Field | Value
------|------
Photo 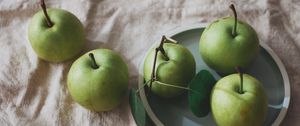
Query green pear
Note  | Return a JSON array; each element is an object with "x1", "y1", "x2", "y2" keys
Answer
[
  {"x1": 211, "y1": 72, "x2": 268, "y2": 126},
  {"x1": 67, "y1": 49, "x2": 129, "y2": 112},
  {"x1": 199, "y1": 5, "x2": 259, "y2": 73},
  {"x1": 28, "y1": 0, "x2": 85, "y2": 62},
  {"x1": 144, "y1": 37, "x2": 196, "y2": 98}
]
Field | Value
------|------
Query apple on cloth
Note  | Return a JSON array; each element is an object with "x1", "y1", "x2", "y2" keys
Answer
[
  {"x1": 199, "y1": 4, "x2": 260, "y2": 73},
  {"x1": 67, "y1": 49, "x2": 129, "y2": 112},
  {"x1": 28, "y1": 0, "x2": 85, "y2": 62},
  {"x1": 143, "y1": 35, "x2": 196, "y2": 98}
]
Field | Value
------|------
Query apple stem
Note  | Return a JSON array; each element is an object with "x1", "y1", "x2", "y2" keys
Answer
[
  {"x1": 157, "y1": 36, "x2": 170, "y2": 61},
  {"x1": 89, "y1": 53, "x2": 99, "y2": 69},
  {"x1": 136, "y1": 79, "x2": 201, "y2": 95},
  {"x1": 235, "y1": 67, "x2": 244, "y2": 94},
  {"x1": 155, "y1": 81, "x2": 200, "y2": 94},
  {"x1": 135, "y1": 80, "x2": 151, "y2": 94},
  {"x1": 229, "y1": 4, "x2": 237, "y2": 36},
  {"x1": 148, "y1": 35, "x2": 170, "y2": 94},
  {"x1": 40, "y1": 0, "x2": 53, "y2": 27}
]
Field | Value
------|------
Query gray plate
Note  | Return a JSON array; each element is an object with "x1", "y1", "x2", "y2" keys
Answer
[{"x1": 138, "y1": 23, "x2": 290, "y2": 126}]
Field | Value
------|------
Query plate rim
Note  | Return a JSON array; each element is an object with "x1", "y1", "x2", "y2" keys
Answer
[{"x1": 137, "y1": 23, "x2": 291, "y2": 126}]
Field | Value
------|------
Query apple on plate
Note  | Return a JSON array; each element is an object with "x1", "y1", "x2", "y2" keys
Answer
[
  {"x1": 28, "y1": 0, "x2": 85, "y2": 62},
  {"x1": 199, "y1": 4, "x2": 260, "y2": 73},
  {"x1": 67, "y1": 49, "x2": 129, "y2": 112},
  {"x1": 143, "y1": 36, "x2": 196, "y2": 98},
  {"x1": 211, "y1": 68, "x2": 268, "y2": 126}
]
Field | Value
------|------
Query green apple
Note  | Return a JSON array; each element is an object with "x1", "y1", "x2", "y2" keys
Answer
[
  {"x1": 143, "y1": 36, "x2": 196, "y2": 98},
  {"x1": 211, "y1": 73, "x2": 268, "y2": 126},
  {"x1": 28, "y1": 0, "x2": 85, "y2": 62},
  {"x1": 199, "y1": 5, "x2": 259, "y2": 73},
  {"x1": 67, "y1": 49, "x2": 129, "y2": 112}
]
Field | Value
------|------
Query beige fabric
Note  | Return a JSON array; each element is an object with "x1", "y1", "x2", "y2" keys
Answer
[{"x1": 0, "y1": 0, "x2": 299, "y2": 125}]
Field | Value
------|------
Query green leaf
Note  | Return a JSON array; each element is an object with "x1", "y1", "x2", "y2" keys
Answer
[
  {"x1": 188, "y1": 70, "x2": 216, "y2": 117},
  {"x1": 129, "y1": 88, "x2": 146, "y2": 126}
]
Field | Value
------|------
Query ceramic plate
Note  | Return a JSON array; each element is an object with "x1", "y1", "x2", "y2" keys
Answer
[{"x1": 137, "y1": 23, "x2": 290, "y2": 126}]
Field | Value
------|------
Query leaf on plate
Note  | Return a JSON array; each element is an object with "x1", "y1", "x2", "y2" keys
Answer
[
  {"x1": 188, "y1": 70, "x2": 216, "y2": 117},
  {"x1": 129, "y1": 88, "x2": 146, "y2": 126}
]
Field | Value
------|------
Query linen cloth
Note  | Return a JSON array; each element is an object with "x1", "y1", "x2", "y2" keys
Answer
[{"x1": 0, "y1": 0, "x2": 299, "y2": 125}]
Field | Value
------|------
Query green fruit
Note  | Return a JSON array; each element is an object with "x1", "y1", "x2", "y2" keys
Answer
[
  {"x1": 144, "y1": 42, "x2": 196, "y2": 98},
  {"x1": 199, "y1": 5, "x2": 259, "y2": 73},
  {"x1": 28, "y1": 7, "x2": 85, "y2": 62},
  {"x1": 67, "y1": 49, "x2": 128, "y2": 112},
  {"x1": 211, "y1": 73, "x2": 268, "y2": 126}
]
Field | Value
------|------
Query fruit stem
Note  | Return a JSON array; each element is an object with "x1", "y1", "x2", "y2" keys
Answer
[
  {"x1": 229, "y1": 4, "x2": 237, "y2": 37},
  {"x1": 135, "y1": 80, "x2": 151, "y2": 94},
  {"x1": 40, "y1": 0, "x2": 53, "y2": 27},
  {"x1": 89, "y1": 53, "x2": 99, "y2": 69},
  {"x1": 235, "y1": 67, "x2": 244, "y2": 94},
  {"x1": 157, "y1": 36, "x2": 170, "y2": 61},
  {"x1": 155, "y1": 81, "x2": 199, "y2": 94},
  {"x1": 148, "y1": 35, "x2": 170, "y2": 94}
]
